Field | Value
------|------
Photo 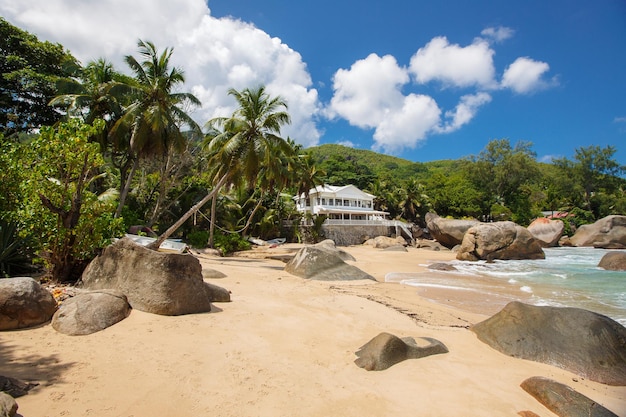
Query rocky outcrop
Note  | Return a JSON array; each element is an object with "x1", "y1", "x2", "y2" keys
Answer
[
  {"x1": 284, "y1": 246, "x2": 374, "y2": 281},
  {"x1": 0, "y1": 392, "x2": 17, "y2": 417},
  {"x1": 364, "y1": 236, "x2": 406, "y2": 249},
  {"x1": 425, "y1": 212, "x2": 479, "y2": 249},
  {"x1": 456, "y1": 221, "x2": 545, "y2": 261},
  {"x1": 527, "y1": 217, "x2": 564, "y2": 247},
  {"x1": 598, "y1": 251, "x2": 626, "y2": 271},
  {"x1": 81, "y1": 238, "x2": 225, "y2": 316},
  {"x1": 354, "y1": 332, "x2": 448, "y2": 371},
  {"x1": 472, "y1": 302, "x2": 626, "y2": 385},
  {"x1": 521, "y1": 377, "x2": 619, "y2": 417},
  {"x1": 314, "y1": 239, "x2": 356, "y2": 262},
  {"x1": 0, "y1": 277, "x2": 57, "y2": 330},
  {"x1": 569, "y1": 215, "x2": 626, "y2": 249},
  {"x1": 51, "y1": 289, "x2": 131, "y2": 335}
]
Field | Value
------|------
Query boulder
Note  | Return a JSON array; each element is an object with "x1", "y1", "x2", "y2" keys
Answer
[
  {"x1": 204, "y1": 282, "x2": 231, "y2": 302},
  {"x1": 425, "y1": 212, "x2": 479, "y2": 249},
  {"x1": 354, "y1": 332, "x2": 448, "y2": 371},
  {"x1": 527, "y1": 217, "x2": 564, "y2": 247},
  {"x1": 383, "y1": 245, "x2": 408, "y2": 252},
  {"x1": 415, "y1": 239, "x2": 447, "y2": 251},
  {"x1": 569, "y1": 215, "x2": 626, "y2": 249},
  {"x1": 598, "y1": 251, "x2": 626, "y2": 271},
  {"x1": 364, "y1": 236, "x2": 406, "y2": 249},
  {"x1": 521, "y1": 376, "x2": 619, "y2": 417},
  {"x1": 456, "y1": 221, "x2": 545, "y2": 261},
  {"x1": 81, "y1": 238, "x2": 217, "y2": 316},
  {"x1": 284, "y1": 246, "x2": 374, "y2": 281},
  {"x1": 51, "y1": 289, "x2": 131, "y2": 335},
  {"x1": 0, "y1": 392, "x2": 17, "y2": 417},
  {"x1": 427, "y1": 263, "x2": 457, "y2": 272},
  {"x1": 0, "y1": 375, "x2": 37, "y2": 398},
  {"x1": 471, "y1": 301, "x2": 626, "y2": 385},
  {"x1": 0, "y1": 277, "x2": 57, "y2": 330},
  {"x1": 202, "y1": 268, "x2": 227, "y2": 279},
  {"x1": 314, "y1": 239, "x2": 356, "y2": 261}
]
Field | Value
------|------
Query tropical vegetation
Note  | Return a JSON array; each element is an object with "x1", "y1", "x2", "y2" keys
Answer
[{"x1": 1, "y1": 18, "x2": 624, "y2": 282}]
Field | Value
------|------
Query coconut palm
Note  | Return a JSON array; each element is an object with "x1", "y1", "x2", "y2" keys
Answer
[
  {"x1": 111, "y1": 40, "x2": 201, "y2": 218},
  {"x1": 148, "y1": 86, "x2": 294, "y2": 249}
]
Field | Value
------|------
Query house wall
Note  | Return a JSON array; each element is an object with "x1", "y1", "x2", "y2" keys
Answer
[{"x1": 321, "y1": 224, "x2": 393, "y2": 246}]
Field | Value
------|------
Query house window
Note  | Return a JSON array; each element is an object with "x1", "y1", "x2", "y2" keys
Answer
[
  {"x1": 329, "y1": 199, "x2": 333, "y2": 206},
  {"x1": 322, "y1": 198, "x2": 326, "y2": 205},
  {"x1": 335, "y1": 199, "x2": 341, "y2": 205},
  {"x1": 317, "y1": 198, "x2": 320, "y2": 205}
]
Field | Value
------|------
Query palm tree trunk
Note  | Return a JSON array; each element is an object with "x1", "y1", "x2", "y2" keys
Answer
[
  {"x1": 147, "y1": 174, "x2": 229, "y2": 250},
  {"x1": 115, "y1": 157, "x2": 139, "y2": 219},
  {"x1": 208, "y1": 192, "x2": 217, "y2": 248}
]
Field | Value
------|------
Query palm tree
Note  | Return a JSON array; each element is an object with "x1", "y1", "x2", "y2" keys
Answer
[
  {"x1": 399, "y1": 178, "x2": 431, "y2": 224},
  {"x1": 148, "y1": 86, "x2": 293, "y2": 250},
  {"x1": 110, "y1": 40, "x2": 201, "y2": 218}
]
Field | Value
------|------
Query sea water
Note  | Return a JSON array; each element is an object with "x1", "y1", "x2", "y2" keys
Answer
[{"x1": 385, "y1": 247, "x2": 626, "y2": 326}]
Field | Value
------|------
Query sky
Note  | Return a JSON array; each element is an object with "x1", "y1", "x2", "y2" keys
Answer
[{"x1": 2, "y1": 0, "x2": 625, "y2": 164}]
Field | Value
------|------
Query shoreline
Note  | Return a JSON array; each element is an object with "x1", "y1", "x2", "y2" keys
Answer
[{"x1": 3, "y1": 244, "x2": 626, "y2": 416}]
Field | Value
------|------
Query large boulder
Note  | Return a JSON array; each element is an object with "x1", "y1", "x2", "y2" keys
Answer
[
  {"x1": 521, "y1": 377, "x2": 619, "y2": 417},
  {"x1": 456, "y1": 221, "x2": 545, "y2": 261},
  {"x1": 364, "y1": 236, "x2": 406, "y2": 249},
  {"x1": 313, "y1": 239, "x2": 356, "y2": 261},
  {"x1": 569, "y1": 215, "x2": 626, "y2": 249},
  {"x1": 425, "y1": 212, "x2": 479, "y2": 249},
  {"x1": 354, "y1": 332, "x2": 448, "y2": 371},
  {"x1": 284, "y1": 246, "x2": 374, "y2": 281},
  {"x1": 471, "y1": 302, "x2": 626, "y2": 385},
  {"x1": 0, "y1": 392, "x2": 17, "y2": 417},
  {"x1": 598, "y1": 251, "x2": 626, "y2": 271},
  {"x1": 51, "y1": 289, "x2": 131, "y2": 335},
  {"x1": 0, "y1": 277, "x2": 57, "y2": 330},
  {"x1": 81, "y1": 238, "x2": 221, "y2": 315},
  {"x1": 527, "y1": 217, "x2": 564, "y2": 247}
]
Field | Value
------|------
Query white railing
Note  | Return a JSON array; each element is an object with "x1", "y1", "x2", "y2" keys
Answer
[{"x1": 323, "y1": 219, "x2": 387, "y2": 226}]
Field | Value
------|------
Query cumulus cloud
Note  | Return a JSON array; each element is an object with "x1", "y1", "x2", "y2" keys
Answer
[
  {"x1": 409, "y1": 36, "x2": 497, "y2": 88},
  {"x1": 437, "y1": 93, "x2": 492, "y2": 133},
  {"x1": 0, "y1": 0, "x2": 323, "y2": 147},
  {"x1": 481, "y1": 26, "x2": 515, "y2": 43},
  {"x1": 501, "y1": 57, "x2": 554, "y2": 94}
]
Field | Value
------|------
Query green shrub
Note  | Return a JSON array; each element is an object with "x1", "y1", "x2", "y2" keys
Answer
[
  {"x1": 0, "y1": 220, "x2": 34, "y2": 277},
  {"x1": 187, "y1": 230, "x2": 210, "y2": 249},
  {"x1": 213, "y1": 231, "x2": 251, "y2": 254}
]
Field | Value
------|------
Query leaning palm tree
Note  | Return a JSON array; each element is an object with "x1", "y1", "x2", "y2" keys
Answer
[
  {"x1": 110, "y1": 40, "x2": 201, "y2": 218},
  {"x1": 148, "y1": 86, "x2": 294, "y2": 250}
]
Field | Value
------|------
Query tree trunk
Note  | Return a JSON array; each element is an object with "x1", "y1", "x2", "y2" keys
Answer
[
  {"x1": 115, "y1": 157, "x2": 139, "y2": 219},
  {"x1": 147, "y1": 174, "x2": 229, "y2": 250},
  {"x1": 208, "y1": 192, "x2": 217, "y2": 248}
]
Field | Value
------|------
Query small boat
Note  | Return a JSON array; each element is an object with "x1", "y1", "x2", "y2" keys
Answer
[{"x1": 124, "y1": 234, "x2": 188, "y2": 253}]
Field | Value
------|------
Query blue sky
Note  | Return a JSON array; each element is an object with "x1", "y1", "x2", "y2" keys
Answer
[{"x1": 2, "y1": 0, "x2": 625, "y2": 164}]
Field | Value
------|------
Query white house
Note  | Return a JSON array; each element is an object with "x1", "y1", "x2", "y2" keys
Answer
[{"x1": 294, "y1": 184, "x2": 389, "y2": 223}]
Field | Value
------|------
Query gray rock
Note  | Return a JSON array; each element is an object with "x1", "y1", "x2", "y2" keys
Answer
[
  {"x1": 427, "y1": 263, "x2": 457, "y2": 271},
  {"x1": 314, "y1": 239, "x2": 356, "y2": 261},
  {"x1": 521, "y1": 376, "x2": 619, "y2": 417},
  {"x1": 383, "y1": 245, "x2": 408, "y2": 252},
  {"x1": 364, "y1": 236, "x2": 407, "y2": 249},
  {"x1": 204, "y1": 282, "x2": 231, "y2": 302},
  {"x1": 51, "y1": 289, "x2": 131, "y2": 335},
  {"x1": 527, "y1": 217, "x2": 564, "y2": 247},
  {"x1": 354, "y1": 332, "x2": 448, "y2": 371},
  {"x1": 202, "y1": 268, "x2": 227, "y2": 279},
  {"x1": 472, "y1": 301, "x2": 626, "y2": 385},
  {"x1": 0, "y1": 277, "x2": 57, "y2": 330},
  {"x1": 0, "y1": 375, "x2": 37, "y2": 398},
  {"x1": 284, "y1": 246, "x2": 374, "y2": 281},
  {"x1": 456, "y1": 221, "x2": 545, "y2": 261},
  {"x1": 569, "y1": 215, "x2": 626, "y2": 249},
  {"x1": 425, "y1": 212, "x2": 479, "y2": 249},
  {"x1": 81, "y1": 238, "x2": 215, "y2": 316},
  {"x1": 598, "y1": 251, "x2": 626, "y2": 271},
  {"x1": 0, "y1": 392, "x2": 17, "y2": 417}
]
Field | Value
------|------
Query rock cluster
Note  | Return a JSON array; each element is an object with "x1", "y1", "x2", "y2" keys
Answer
[
  {"x1": 456, "y1": 221, "x2": 545, "y2": 261},
  {"x1": 425, "y1": 212, "x2": 479, "y2": 249},
  {"x1": 568, "y1": 215, "x2": 626, "y2": 248}
]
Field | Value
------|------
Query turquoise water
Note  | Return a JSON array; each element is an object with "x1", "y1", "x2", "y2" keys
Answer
[{"x1": 385, "y1": 247, "x2": 626, "y2": 326}]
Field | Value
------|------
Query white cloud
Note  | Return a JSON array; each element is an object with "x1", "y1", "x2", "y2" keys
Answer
[
  {"x1": 409, "y1": 36, "x2": 497, "y2": 89},
  {"x1": 328, "y1": 54, "x2": 409, "y2": 128},
  {"x1": 0, "y1": 0, "x2": 323, "y2": 147},
  {"x1": 372, "y1": 94, "x2": 441, "y2": 154},
  {"x1": 438, "y1": 92, "x2": 492, "y2": 133},
  {"x1": 501, "y1": 57, "x2": 554, "y2": 94},
  {"x1": 481, "y1": 26, "x2": 515, "y2": 43}
]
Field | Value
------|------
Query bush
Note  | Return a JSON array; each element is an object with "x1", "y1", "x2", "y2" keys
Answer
[
  {"x1": 187, "y1": 230, "x2": 210, "y2": 249},
  {"x1": 0, "y1": 220, "x2": 34, "y2": 277},
  {"x1": 213, "y1": 231, "x2": 251, "y2": 254}
]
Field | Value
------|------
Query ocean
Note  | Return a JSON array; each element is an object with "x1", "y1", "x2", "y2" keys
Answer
[{"x1": 385, "y1": 247, "x2": 626, "y2": 326}]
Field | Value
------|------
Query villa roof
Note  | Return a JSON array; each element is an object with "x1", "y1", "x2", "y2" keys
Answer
[{"x1": 300, "y1": 184, "x2": 375, "y2": 199}]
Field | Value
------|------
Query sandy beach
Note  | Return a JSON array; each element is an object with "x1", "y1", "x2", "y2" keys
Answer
[{"x1": 3, "y1": 244, "x2": 626, "y2": 416}]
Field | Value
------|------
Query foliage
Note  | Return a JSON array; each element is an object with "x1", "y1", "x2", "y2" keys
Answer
[
  {"x1": 187, "y1": 230, "x2": 210, "y2": 249},
  {"x1": 0, "y1": 219, "x2": 33, "y2": 277},
  {"x1": 15, "y1": 119, "x2": 125, "y2": 281},
  {"x1": 212, "y1": 231, "x2": 251, "y2": 254},
  {"x1": 0, "y1": 17, "x2": 79, "y2": 136}
]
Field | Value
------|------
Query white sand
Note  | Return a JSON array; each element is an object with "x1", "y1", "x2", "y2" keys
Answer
[{"x1": 3, "y1": 244, "x2": 625, "y2": 416}]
